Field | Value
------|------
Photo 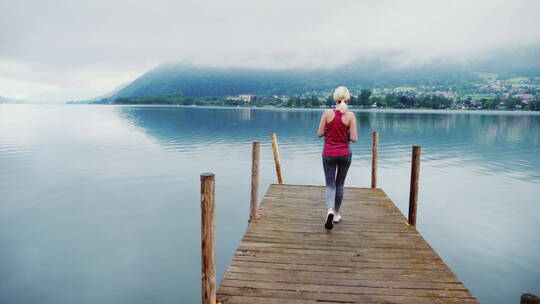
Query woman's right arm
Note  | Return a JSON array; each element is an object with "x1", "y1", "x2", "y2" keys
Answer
[{"x1": 317, "y1": 110, "x2": 327, "y2": 137}]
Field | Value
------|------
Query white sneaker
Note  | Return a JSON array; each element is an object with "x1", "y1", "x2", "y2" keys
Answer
[{"x1": 333, "y1": 214, "x2": 342, "y2": 223}]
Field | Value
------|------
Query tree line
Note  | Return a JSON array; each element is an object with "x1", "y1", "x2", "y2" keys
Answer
[{"x1": 109, "y1": 90, "x2": 540, "y2": 111}]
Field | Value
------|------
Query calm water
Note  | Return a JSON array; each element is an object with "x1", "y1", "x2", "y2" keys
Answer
[{"x1": 1, "y1": 104, "x2": 539, "y2": 303}]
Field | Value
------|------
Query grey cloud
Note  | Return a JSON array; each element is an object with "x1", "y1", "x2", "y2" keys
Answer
[{"x1": 1, "y1": 0, "x2": 539, "y2": 101}]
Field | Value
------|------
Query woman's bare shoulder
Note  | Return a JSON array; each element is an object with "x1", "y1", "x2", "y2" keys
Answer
[{"x1": 322, "y1": 109, "x2": 333, "y2": 116}]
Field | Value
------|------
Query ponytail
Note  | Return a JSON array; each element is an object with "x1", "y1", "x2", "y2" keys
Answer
[
  {"x1": 333, "y1": 86, "x2": 350, "y2": 113},
  {"x1": 336, "y1": 100, "x2": 348, "y2": 113}
]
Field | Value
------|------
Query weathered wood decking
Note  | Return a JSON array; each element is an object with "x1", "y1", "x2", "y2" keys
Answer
[{"x1": 217, "y1": 184, "x2": 478, "y2": 304}]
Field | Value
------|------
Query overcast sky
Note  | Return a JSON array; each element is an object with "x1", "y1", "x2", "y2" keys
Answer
[{"x1": 1, "y1": 0, "x2": 539, "y2": 102}]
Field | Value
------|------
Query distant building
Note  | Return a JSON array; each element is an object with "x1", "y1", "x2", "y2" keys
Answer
[
  {"x1": 239, "y1": 94, "x2": 256, "y2": 102},
  {"x1": 227, "y1": 94, "x2": 277, "y2": 103},
  {"x1": 226, "y1": 96, "x2": 243, "y2": 101},
  {"x1": 227, "y1": 94, "x2": 256, "y2": 102}
]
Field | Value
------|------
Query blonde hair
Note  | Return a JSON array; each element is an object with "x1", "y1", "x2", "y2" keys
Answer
[{"x1": 333, "y1": 86, "x2": 350, "y2": 113}]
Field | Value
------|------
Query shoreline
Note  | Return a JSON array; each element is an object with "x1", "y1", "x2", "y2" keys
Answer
[
  {"x1": 81, "y1": 104, "x2": 540, "y2": 115},
  {"x1": 5, "y1": 103, "x2": 540, "y2": 115}
]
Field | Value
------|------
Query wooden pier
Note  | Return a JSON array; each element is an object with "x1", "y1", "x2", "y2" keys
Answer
[
  {"x1": 215, "y1": 184, "x2": 478, "y2": 304},
  {"x1": 200, "y1": 133, "x2": 478, "y2": 304}
]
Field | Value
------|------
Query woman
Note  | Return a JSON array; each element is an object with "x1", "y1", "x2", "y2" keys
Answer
[{"x1": 317, "y1": 86, "x2": 358, "y2": 230}]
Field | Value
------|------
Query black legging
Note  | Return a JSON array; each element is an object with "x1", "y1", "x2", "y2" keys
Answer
[{"x1": 322, "y1": 154, "x2": 352, "y2": 211}]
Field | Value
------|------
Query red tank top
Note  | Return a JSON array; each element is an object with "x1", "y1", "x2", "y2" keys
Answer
[{"x1": 323, "y1": 109, "x2": 351, "y2": 156}]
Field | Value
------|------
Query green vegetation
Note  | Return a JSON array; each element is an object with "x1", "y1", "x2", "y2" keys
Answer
[
  {"x1": 112, "y1": 95, "x2": 287, "y2": 107},
  {"x1": 531, "y1": 99, "x2": 540, "y2": 111},
  {"x1": 357, "y1": 89, "x2": 372, "y2": 107},
  {"x1": 107, "y1": 93, "x2": 540, "y2": 111},
  {"x1": 368, "y1": 94, "x2": 453, "y2": 109},
  {"x1": 115, "y1": 96, "x2": 193, "y2": 105}
]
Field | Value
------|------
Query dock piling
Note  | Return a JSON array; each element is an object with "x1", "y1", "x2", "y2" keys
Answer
[
  {"x1": 249, "y1": 141, "x2": 260, "y2": 222},
  {"x1": 200, "y1": 173, "x2": 216, "y2": 304},
  {"x1": 371, "y1": 131, "x2": 378, "y2": 188},
  {"x1": 271, "y1": 133, "x2": 283, "y2": 184},
  {"x1": 408, "y1": 146, "x2": 421, "y2": 227}
]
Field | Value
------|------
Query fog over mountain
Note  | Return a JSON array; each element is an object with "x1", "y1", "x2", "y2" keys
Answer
[
  {"x1": 1, "y1": 0, "x2": 539, "y2": 102},
  {"x1": 101, "y1": 43, "x2": 539, "y2": 100}
]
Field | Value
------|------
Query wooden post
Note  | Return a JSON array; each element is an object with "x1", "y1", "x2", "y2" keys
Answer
[
  {"x1": 271, "y1": 133, "x2": 283, "y2": 184},
  {"x1": 521, "y1": 294, "x2": 540, "y2": 304},
  {"x1": 408, "y1": 146, "x2": 421, "y2": 227},
  {"x1": 249, "y1": 141, "x2": 260, "y2": 222},
  {"x1": 200, "y1": 173, "x2": 216, "y2": 304},
  {"x1": 371, "y1": 131, "x2": 378, "y2": 188}
]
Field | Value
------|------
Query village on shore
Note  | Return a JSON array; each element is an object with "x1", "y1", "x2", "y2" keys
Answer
[{"x1": 224, "y1": 75, "x2": 539, "y2": 110}]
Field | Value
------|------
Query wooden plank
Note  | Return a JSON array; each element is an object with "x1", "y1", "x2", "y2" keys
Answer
[
  {"x1": 229, "y1": 260, "x2": 456, "y2": 276},
  {"x1": 241, "y1": 235, "x2": 428, "y2": 247},
  {"x1": 231, "y1": 255, "x2": 448, "y2": 270},
  {"x1": 218, "y1": 287, "x2": 479, "y2": 304},
  {"x1": 216, "y1": 184, "x2": 478, "y2": 303},
  {"x1": 223, "y1": 272, "x2": 470, "y2": 291},
  {"x1": 225, "y1": 265, "x2": 461, "y2": 283},
  {"x1": 216, "y1": 295, "x2": 338, "y2": 304},
  {"x1": 236, "y1": 245, "x2": 442, "y2": 259},
  {"x1": 221, "y1": 279, "x2": 474, "y2": 298},
  {"x1": 246, "y1": 223, "x2": 420, "y2": 235},
  {"x1": 234, "y1": 249, "x2": 447, "y2": 265},
  {"x1": 239, "y1": 239, "x2": 432, "y2": 251}
]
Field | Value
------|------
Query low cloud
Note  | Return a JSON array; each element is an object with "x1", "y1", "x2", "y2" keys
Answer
[{"x1": 1, "y1": 0, "x2": 539, "y2": 102}]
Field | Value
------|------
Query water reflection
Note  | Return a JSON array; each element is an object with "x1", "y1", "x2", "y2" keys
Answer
[{"x1": 120, "y1": 107, "x2": 540, "y2": 182}]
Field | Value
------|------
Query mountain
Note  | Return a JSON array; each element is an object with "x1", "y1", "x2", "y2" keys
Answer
[
  {"x1": 111, "y1": 61, "x2": 476, "y2": 99},
  {"x1": 106, "y1": 45, "x2": 540, "y2": 100},
  {"x1": 113, "y1": 64, "x2": 323, "y2": 97}
]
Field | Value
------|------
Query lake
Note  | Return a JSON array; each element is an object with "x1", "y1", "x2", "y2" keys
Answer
[{"x1": 1, "y1": 104, "x2": 539, "y2": 303}]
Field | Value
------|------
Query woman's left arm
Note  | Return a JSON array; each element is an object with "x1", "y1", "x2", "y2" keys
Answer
[
  {"x1": 349, "y1": 113, "x2": 358, "y2": 142},
  {"x1": 317, "y1": 110, "x2": 327, "y2": 137}
]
